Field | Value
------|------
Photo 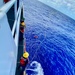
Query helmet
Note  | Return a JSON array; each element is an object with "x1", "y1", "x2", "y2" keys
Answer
[
  {"x1": 23, "y1": 52, "x2": 29, "y2": 58},
  {"x1": 21, "y1": 22, "x2": 25, "y2": 26}
]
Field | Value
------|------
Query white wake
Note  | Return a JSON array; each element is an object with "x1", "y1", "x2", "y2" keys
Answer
[{"x1": 26, "y1": 61, "x2": 44, "y2": 75}]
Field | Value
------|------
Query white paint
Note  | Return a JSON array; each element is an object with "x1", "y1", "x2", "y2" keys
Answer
[
  {"x1": 0, "y1": 0, "x2": 16, "y2": 19},
  {"x1": 0, "y1": 0, "x2": 22, "y2": 75},
  {"x1": 0, "y1": 0, "x2": 4, "y2": 8},
  {"x1": 0, "y1": 14, "x2": 16, "y2": 75}
]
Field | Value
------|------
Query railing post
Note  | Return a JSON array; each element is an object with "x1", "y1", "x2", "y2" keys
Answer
[
  {"x1": 0, "y1": 0, "x2": 16, "y2": 19},
  {"x1": 15, "y1": 6, "x2": 21, "y2": 48}
]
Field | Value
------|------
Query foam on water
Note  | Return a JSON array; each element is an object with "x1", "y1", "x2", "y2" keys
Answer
[{"x1": 26, "y1": 61, "x2": 44, "y2": 75}]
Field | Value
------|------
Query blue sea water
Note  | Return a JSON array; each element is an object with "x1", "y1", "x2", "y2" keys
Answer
[{"x1": 23, "y1": 0, "x2": 75, "y2": 75}]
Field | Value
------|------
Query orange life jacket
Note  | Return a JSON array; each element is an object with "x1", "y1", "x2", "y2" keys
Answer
[{"x1": 20, "y1": 57, "x2": 28, "y2": 66}]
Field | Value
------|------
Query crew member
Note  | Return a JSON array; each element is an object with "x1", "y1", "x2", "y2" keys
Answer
[{"x1": 19, "y1": 52, "x2": 29, "y2": 75}]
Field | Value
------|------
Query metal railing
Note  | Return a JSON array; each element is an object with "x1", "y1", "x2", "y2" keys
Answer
[
  {"x1": 0, "y1": 0, "x2": 16, "y2": 19},
  {"x1": 0, "y1": 1, "x2": 23, "y2": 75},
  {"x1": 0, "y1": 0, "x2": 22, "y2": 48},
  {"x1": 14, "y1": 6, "x2": 21, "y2": 48}
]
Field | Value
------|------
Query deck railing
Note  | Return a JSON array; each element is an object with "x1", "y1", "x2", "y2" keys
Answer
[
  {"x1": 0, "y1": 1, "x2": 23, "y2": 75},
  {"x1": 0, "y1": 0, "x2": 16, "y2": 19},
  {"x1": 0, "y1": 0, "x2": 22, "y2": 48},
  {"x1": 14, "y1": 6, "x2": 21, "y2": 48}
]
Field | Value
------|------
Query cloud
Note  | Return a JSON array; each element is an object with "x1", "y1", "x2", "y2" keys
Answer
[
  {"x1": 55, "y1": 0, "x2": 75, "y2": 13},
  {"x1": 39, "y1": 0, "x2": 75, "y2": 14},
  {"x1": 38, "y1": 0, "x2": 75, "y2": 20}
]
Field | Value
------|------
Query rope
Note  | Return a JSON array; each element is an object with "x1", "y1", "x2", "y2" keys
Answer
[
  {"x1": 30, "y1": 31, "x2": 46, "y2": 62},
  {"x1": 26, "y1": 30, "x2": 47, "y2": 69}
]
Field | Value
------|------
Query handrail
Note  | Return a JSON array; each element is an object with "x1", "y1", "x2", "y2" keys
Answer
[
  {"x1": 0, "y1": 0, "x2": 16, "y2": 19},
  {"x1": 12, "y1": 6, "x2": 20, "y2": 36},
  {"x1": 0, "y1": 1, "x2": 23, "y2": 75},
  {"x1": 15, "y1": 6, "x2": 21, "y2": 47},
  {"x1": 0, "y1": 0, "x2": 22, "y2": 47}
]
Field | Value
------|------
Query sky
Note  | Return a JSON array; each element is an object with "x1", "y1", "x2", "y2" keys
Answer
[{"x1": 38, "y1": 0, "x2": 75, "y2": 20}]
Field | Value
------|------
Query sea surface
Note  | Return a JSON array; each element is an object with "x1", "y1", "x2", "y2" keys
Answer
[{"x1": 23, "y1": 0, "x2": 75, "y2": 75}]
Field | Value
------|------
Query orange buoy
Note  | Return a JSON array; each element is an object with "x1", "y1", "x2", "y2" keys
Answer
[{"x1": 34, "y1": 35, "x2": 38, "y2": 39}]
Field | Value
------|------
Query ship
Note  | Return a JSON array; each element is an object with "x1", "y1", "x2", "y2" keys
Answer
[
  {"x1": 0, "y1": 0, "x2": 44, "y2": 75},
  {"x1": 0, "y1": 0, "x2": 26, "y2": 75}
]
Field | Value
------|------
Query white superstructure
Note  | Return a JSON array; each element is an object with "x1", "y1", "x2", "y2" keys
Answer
[{"x1": 0, "y1": 0, "x2": 22, "y2": 75}]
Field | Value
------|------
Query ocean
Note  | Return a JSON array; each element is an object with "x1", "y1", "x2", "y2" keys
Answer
[{"x1": 23, "y1": 0, "x2": 75, "y2": 75}]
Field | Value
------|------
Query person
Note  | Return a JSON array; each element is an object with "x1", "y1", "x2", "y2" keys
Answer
[{"x1": 19, "y1": 52, "x2": 29, "y2": 75}]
